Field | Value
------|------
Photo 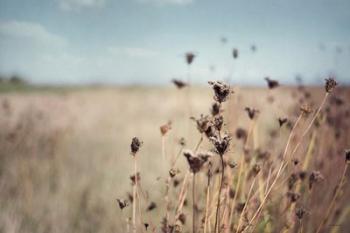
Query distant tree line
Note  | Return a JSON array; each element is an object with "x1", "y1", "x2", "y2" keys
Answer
[{"x1": 0, "y1": 74, "x2": 28, "y2": 85}]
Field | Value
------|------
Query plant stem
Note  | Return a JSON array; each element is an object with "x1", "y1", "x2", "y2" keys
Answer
[
  {"x1": 214, "y1": 156, "x2": 225, "y2": 233},
  {"x1": 192, "y1": 173, "x2": 196, "y2": 233}
]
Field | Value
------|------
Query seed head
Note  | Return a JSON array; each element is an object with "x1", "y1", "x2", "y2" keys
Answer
[
  {"x1": 213, "y1": 115, "x2": 224, "y2": 131},
  {"x1": 300, "y1": 104, "x2": 312, "y2": 116},
  {"x1": 278, "y1": 117, "x2": 288, "y2": 127},
  {"x1": 191, "y1": 115, "x2": 211, "y2": 134},
  {"x1": 116, "y1": 199, "x2": 129, "y2": 210},
  {"x1": 211, "y1": 102, "x2": 221, "y2": 116},
  {"x1": 346, "y1": 149, "x2": 350, "y2": 163},
  {"x1": 245, "y1": 107, "x2": 259, "y2": 120},
  {"x1": 160, "y1": 121, "x2": 172, "y2": 136},
  {"x1": 265, "y1": 77, "x2": 279, "y2": 89},
  {"x1": 185, "y1": 52, "x2": 195, "y2": 65},
  {"x1": 232, "y1": 48, "x2": 239, "y2": 59},
  {"x1": 325, "y1": 77, "x2": 337, "y2": 93},
  {"x1": 130, "y1": 172, "x2": 140, "y2": 185},
  {"x1": 147, "y1": 202, "x2": 157, "y2": 211},
  {"x1": 309, "y1": 171, "x2": 324, "y2": 189},
  {"x1": 172, "y1": 79, "x2": 187, "y2": 89},
  {"x1": 251, "y1": 164, "x2": 261, "y2": 176},
  {"x1": 210, "y1": 134, "x2": 231, "y2": 156},
  {"x1": 208, "y1": 81, "x2": 232, "y2": 103},
  {"x1": 287, "y1": 192, "x2": 300, "y2": 202},
  {"x1": 130, "y1": 137, "x2": 142, "y2": 155},
  {"x1": 235, "y1": 128, "x2": 247, "y2": 141},
  {"x1": 179, "y1": 137, "x2": 186, "y2": 146},
  {"x1": 295, "y1": 207, "x2": 306, "y2": 220},
  {"x1": 183, "y1": 150, "x2": 211, "y2": 173}
]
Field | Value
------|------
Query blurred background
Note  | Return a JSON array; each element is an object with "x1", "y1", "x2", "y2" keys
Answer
[{"x1": 0, "y1": 1, "x2": 349, "y2": 233}]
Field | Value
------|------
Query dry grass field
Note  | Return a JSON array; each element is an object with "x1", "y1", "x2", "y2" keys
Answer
[{"x1": 0, "y1": 83, "x2": 349, "y2": 233}]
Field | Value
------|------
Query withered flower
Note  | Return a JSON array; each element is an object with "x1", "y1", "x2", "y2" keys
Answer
[
  {"x1": 131, "y1": 137, "x2": 142, "y2": 155},
  {"x1": 300, "y1": 104, "x2": 312, "y2": 116},
  {"x1": 346, "y1": 149, "x2": 350, "y2": 163},
  {"x1": 160, "y1": 121, "x2": 172, "y2": 136},
  {"x1": 232, "y1": 48, "x2": 239, "y2": 59},
  {"x1": 116, "y1": 199, "x2": 129, "y2": 210},
  {"x1": 147, "y1": 202, "x2": 157, "y2": 211},
  {"x1": 287, "y1": 192, "x2": 300, "y2": 203},
  {"x1": 245, "y1": 107, "x2": 259, "y2": 120},
  {"x1": 265, "y1": 77, "x2": 279, "y2": 89},
  {"x1": 250, "y1": 164, "x2": 261, "y2": 177},
  {"x1": 309, "y1": 171, "x2": 324, "y2": 189},
  {"x1": 208, "y1": 81, "x2": 232, "y2": 103},
  {"x1": 211, "y1": 102, "x2": 221, "y2": 116},
  {"x1": 213, "y1": 115, "x2": 224, "y2": 131},
  {"x1": 130, "y1": 172, "x2": 141, "y2": 185},
  {"x1": 278, "y1": 117, "x2": 288, "y2": 127},
  {"x1": 178, "y1": 213, "x2": 186, "y2": 225},
  {"x1": 235, "y1": 128, "x2": 247, "y2": 141},
  {"x1": 325, "y1": 77, "x2": 337, "y2": 93},
  {"x1": 288, "y1": 173, "x2": 298, "y2": 190},
  {"x1": 210, "y1": 134, "x2": 231, "y2": 156},
  {"x1": 172, "y1": 79, "x2": 187, "y2": 89},
  {"x1": 179, "y1": 137, "x2": 186, "y2": 146},
  {"x1": 185, "y1": 52, "x2": 195, "y2": 65},
  {"x1": 191, "y1": 115, "x2": 211, "y2": 134},
  {"x1": 183, "y1": 150, "x2": 211, "y2": 173},
  {"x1": 295, "y1": 207, "x2": 306, "y2": 220}
]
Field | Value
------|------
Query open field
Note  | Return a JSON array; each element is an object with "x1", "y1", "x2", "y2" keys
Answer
[{"x1": 0, "y1": 84, "x2": 349, "y2": 233}]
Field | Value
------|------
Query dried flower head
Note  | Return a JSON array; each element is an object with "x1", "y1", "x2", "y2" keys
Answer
[
  {"x1": 185, "y1": 52, "x2": 195, "y2": 65},
  {"x1": 295, "y1": 207, "x2": 306, "y2": 220},
  {"x1": 172, "y1": 79, "x2": 187, "y2": 89},
  {"x1": 288, "y1": 173, "x2": 298, "y2": 190},
  {"x1": 178, "y1": 213, "x2": 186, "y2": 225},
  {"x1": 160, "y1": 121, "x2": 172, "y2": 136},
  {"x1": 144, "y1": 223, "x2": 149, "y2": 230},
  {"x1": 309, "y1": 171, "x2": 324, "y2": 189},
  {"x1": 278, "y1": 117, "x2": 288, "y2": 127},
  {"x1": 211, "y1": 102, "x2": 221, "y2": 116},
  {"x1": 251, "y1": 164, "x2": 261, "y2": 176},
  {"x1": 210, "y1": 134, "x2": 231, "y2": 156},
  {"x1": 245, "y1": 107, "x2": 259, "y2": 120},
  {"x1": 235, "y1": 128, "x2": 247, "y2": 141},
  {"x1": 208, "y1": 81, "x2": 232, "y2": 103},
  {"x1": 232, "y1": 48, "x2": 239, "y2": 59},
  {"x1": 300, "y1": 104, "x2": 312, "y2": 115},
  {"x1": 325, "y1": 77, "x2": 337, "y2": 93},
  {"x1": 346, "y1": 149, "x2": 350, "y2": 163},
  {"x1": 130, "y1": 137, "x2": 142, "y2": 155},
  {"x1": 191, "y1": 115, "x2": 211, "y2": 134},
  {"x1": 213, "y1": 115, "x2": 224, "y2": 131},
  {"x1": 183, "y1": 150, "x2": 211, "y2": 173},
  {"x1": 130, "y1": 172, "x2": 141, "y2": 185},
  {"x1": 287, "y1": 192, "x2": 300, "y2": 203},
  {"x1": 147, "y1": 202, "x2": 157, "y2": 211},
  {"x1": 265, "y1": 77, "x2": 279, "y2": 89},
  {"x1": 179, "y1": 137, "x2": 186, "y2": 146},
  {"x1": 116, "y1": 199, "x2": 129, "y2": 210}
]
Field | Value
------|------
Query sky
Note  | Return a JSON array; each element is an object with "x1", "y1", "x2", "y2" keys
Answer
[{"x1": 0, "y1": 0, "x2": 349, "y2": 85}]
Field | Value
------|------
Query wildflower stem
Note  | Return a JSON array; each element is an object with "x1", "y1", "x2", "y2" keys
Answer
[
  {"x1": 132, "y1": 156, "x2": 138, "y2": 233},
  {"x1": 192, "y1": 173, "x2": 196, "y2": 233},
  {"x1": 214, "y1": 156, "x2": 225, "y2": 233},
  {"x1": 315, "y1": 163, "x2": 348, "y2": 233}
]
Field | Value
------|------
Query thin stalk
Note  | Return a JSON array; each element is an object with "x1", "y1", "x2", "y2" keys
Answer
[
  {"x1": 203, "y1": 171, "x2": 212, "y2": 233},
  {"x1": 315, "y1": 163, "x2": 349, "y2": 233},
  {"x1": 192, "y1": 174, "x2": 196, "y2": 233},
  {"x1": 214, "y1": 156, "x2": 225, "y2": 233},
  {"x1": 132, "y1": 156, "x2": 138, "y2": 233}
]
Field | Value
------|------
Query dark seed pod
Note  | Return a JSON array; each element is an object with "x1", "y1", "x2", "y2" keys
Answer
[
  {"x1": 278, "y1": 118, "x2": 288, "y2": 127},
  {"x1": 185, "y1": 52, "x2": 195, "y2": 65},
  {"x1": 324, "y1": 77, "x2": 337, "y2": 93},
  {"x1": 265, "y1": 77, "x2": 279, "y2": 89},
  {"x1": 208, "y1": 81, "x2": 232, "y2": 103},
  {"x1": 287, "y1": 192, "x2": 300, "y2": 202},
  {"x1": 345, "y1": 149, "x2": 350, "y2": 163},
  {"x1": 308, "y1": 171, "x2": 324, "y2": 190},
  {"x1": 210, "y1": 134, "x2": 231, "y2": 156},
  {"x1": 236, "y1": 128, "x2": 247, "y2": 141},
  {"x1": 295, "y1": 207, "x2": 306, "y2": 220},
  {"x1": 172, "y1": 79, "x2": 187, "y2": 89},
  {"x1": 245, "y1": 107, "x2": 259, "y2": 120},
  {"x1": 183, "y1": 150, "x2": 211, "y2": 173},
  {"x1": 116, "y1": 199, "x2": 129, "y2": 210},
  {"x1": 211, "y1": 102, "x2": 221, "y2": 116},
  {"x1": 131, "y1": 137, "x2": 142, "y2": 155},
  {"x1": 147, "y1": 202, "x2": 157, "y2": 211}
]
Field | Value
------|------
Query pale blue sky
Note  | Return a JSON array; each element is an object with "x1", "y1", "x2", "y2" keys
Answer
[{"x1": 0, "y1": 0, "x2": 349, "y2": 85}]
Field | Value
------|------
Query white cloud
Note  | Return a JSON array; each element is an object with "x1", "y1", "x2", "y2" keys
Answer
[
  {"x1": 57, "y1": 0, "x2": 106, "y2": 11},
  {"x1": 0, "y1": 20, "x2": 67, "y2": 47},
  {"x1": 138, "y1": 0, "x2": 194, "y2": 6},
  {"x1": 107, "y1": 47, "x2": 159, "y2": 58}
]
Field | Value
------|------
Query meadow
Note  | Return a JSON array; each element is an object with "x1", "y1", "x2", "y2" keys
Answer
[{"x1": 0, "y1": 82, "x2": 349, "y2": 233}]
